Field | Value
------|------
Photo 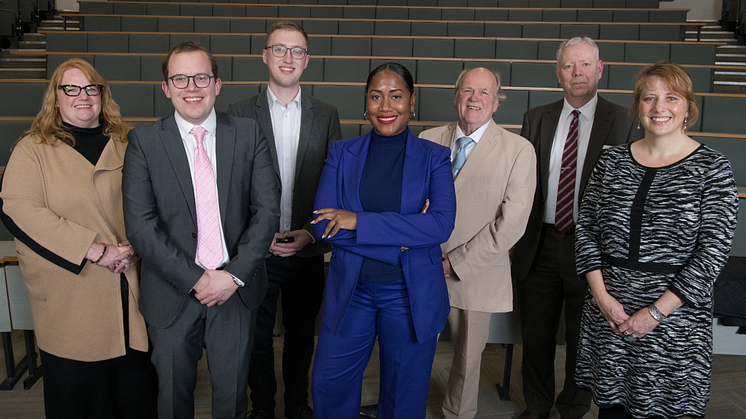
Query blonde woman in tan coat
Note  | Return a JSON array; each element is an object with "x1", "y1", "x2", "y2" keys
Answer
[{"x1": 0, "y1": 59, "x2": 157, "y2": 419}]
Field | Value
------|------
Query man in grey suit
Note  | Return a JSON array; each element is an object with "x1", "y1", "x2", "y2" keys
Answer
[
  {"x1": 512, "y1": 37, "x2": 642, "y2": 419},
  {"x1": 227, "y1": 21, "x2": 341, "y2": 419},
  {"x1": 122, "y1": 41, "x2": 279, "y2": 419}
]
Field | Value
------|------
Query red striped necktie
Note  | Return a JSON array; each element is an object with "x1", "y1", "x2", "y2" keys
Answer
[{"x1": 555, "y1": 109, "x2": 580, "y2": 234}]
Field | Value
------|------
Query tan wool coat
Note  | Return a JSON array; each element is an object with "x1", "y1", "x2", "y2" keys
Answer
[{"x1": 0, "y1": 134, "x2": 148, "y2": 362}]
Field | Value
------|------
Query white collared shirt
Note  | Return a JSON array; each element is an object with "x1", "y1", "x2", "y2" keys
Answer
[
  {"x1": 450, "y1": 120, "x2": 491, "y2": 163},
  {"x1": 267, "y1": 86, "x2": 302, "y2": 233},
  {"x1": 173, "y1": 109, "x2": 230, "y2": 269},
  {"x1": 544, "y1": 95, "x2": 598, "y2": 224}
]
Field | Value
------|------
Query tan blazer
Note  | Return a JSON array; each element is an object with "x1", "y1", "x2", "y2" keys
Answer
[
  {"x1": 420, "y1": 120, "x2": 536, "y2": 313},
  {"x1": 0, "y1": 135, "x2": 148, "y2": 362}
]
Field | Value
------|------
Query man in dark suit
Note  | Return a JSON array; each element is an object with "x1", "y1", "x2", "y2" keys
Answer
[
  {"x1": 227, "y1": 21, "x2": 341, "y2": 419},
  {"x1": 122, "y1": 41, "x2": 279, "y2": 419},
  {"x1": 512, "y1": 37, "x2": 642, "y2": 419}
]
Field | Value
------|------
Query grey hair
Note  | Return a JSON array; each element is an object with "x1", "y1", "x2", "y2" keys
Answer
[
  {"x1": 452, "y1": 67, "x2": 507, "y2": 109},
  {"x1": 556, "y1": 37, "x2": 600, "y2": 64}
]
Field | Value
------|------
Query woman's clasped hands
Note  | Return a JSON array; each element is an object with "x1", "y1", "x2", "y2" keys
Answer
[{"x1": 88, "y1": 240, "x2": 140, "y2": 274}]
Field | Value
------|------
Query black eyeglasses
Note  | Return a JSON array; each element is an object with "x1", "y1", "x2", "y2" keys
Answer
[
  {"x1": 58, "y1": 84, "x2": 103, "y2": 97},
  {"x1": 168, "y1": 74, "x2": 214, "y2": 89},
  {"x1": 264, "y1": 45, "x2": 308, "y2": 60}
]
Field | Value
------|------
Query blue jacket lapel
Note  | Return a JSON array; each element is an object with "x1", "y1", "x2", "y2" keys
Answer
[
  {"x1": 401, "y1": 131, "x2": 427, "y2": 214},
  {"x1": 342, "y1": 131, "x2": 370, "y2": 214}
]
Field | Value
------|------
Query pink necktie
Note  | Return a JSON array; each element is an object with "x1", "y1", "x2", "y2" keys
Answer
[
  {"x1": 191, "y1": 126, "x2": 223, "y2": 269},
  {"x1": 555, "y1": 110, "x2": 580, "y2": 234}
]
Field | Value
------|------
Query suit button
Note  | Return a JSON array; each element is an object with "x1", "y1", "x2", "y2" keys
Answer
[{"x1": 192, "y1": 232, "x2": 197, "y2": 238}]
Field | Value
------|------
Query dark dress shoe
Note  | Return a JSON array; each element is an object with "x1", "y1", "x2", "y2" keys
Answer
[
  {"x1": 248, "y1": 408, "x2": 275, "y2": 419},
  {"x1": 516, "y1": 409, "x2": 548, "y2": 419},
  {"x1": 285, "y1": 404, "x2": 313, "y2": 419},
  {"x1": 360, "y1": 403, "x2": 378, "y2": 419}
]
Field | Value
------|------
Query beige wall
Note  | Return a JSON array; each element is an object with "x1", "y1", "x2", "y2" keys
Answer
[{"x1": 660, "y1": 0, "x2": 721, "y2": 21}]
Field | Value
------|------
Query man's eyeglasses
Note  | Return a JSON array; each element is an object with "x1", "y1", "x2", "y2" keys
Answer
[
  {"x1": 168, "y1": 74, "x2": 214, "y2": 89},
  {"x1": 58, "y1": 84, "x2": 103, "y2": 97},
  {"x1": 264, "y1": 45, "x2": 308, "y2": 60}
]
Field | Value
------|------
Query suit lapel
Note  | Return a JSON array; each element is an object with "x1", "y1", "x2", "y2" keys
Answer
[
  {"x1": 295, "y1": 94, "x2": 314, "y2": 182},
  {"x1": 94, "y1": 138, "x2": 123, "y2": 173},
  {"x1": 454, "y1": 120, "x2": 500, "y2": 192},
  {"x1": 215, "y1": 112, "x2": 235, "y2": 221},
  {"x1": 159, "y1": 116, "x2": 197, "y2": 222},
  {"x1": 539, "y1": 101, "x2": 563, "y2": 201},
  {"x1": 582, "y1": 96, "x2": 613, "y2": 193},
  {"x1": 401, "y1": 131, "x2": 427, "y2": 213},
  {"x1": 255, "y1": 92, "x2": 281, "y2": 179},
  {"x1": 342, "y1": 131, "x2": 370, "y2": 213}
]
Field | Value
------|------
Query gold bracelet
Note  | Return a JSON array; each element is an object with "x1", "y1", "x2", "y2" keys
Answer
[{"x1": 93, "y1": 245, "x2": 107, "y2": 264}]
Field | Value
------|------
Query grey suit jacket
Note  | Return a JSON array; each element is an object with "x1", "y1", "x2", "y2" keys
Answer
[
  {"x1": 512, "y1": 95, "x2": 643, "y2": 282},
  {"x1": 228, "y1": 91, "x2": 341, "y2": 258},
  {"x1": 122, "y1": 112, "x2": 280, "y2": 328}
]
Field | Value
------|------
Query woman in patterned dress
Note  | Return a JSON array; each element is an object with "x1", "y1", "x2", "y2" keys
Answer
[{"x1": 574, "y1": 62, "x2": 739, "y2": 419}]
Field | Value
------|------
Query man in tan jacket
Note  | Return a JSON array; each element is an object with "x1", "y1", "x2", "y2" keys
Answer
[{"x1": 421, "y1": 67, "x2": 537, "y2": 419}]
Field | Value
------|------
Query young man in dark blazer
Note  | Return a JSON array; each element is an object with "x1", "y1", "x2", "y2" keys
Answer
[
  {"x1": 228, "y1": 21, "x2": 341, "y2": 419},
  {"x1": 122, "y1": 41, "x2": 279, "y2": 419},
  {"x1": 512, "y1": 37, "x2": 643, "y2": 419}
]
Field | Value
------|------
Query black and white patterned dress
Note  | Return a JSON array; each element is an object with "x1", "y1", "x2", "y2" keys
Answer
[{"x1": 575, "y1": 143, "x2": 739, "y2": 419}]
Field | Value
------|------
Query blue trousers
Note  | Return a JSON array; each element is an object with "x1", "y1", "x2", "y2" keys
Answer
[{"x1": 312, "y1": 278, "x2": 438, "y2": 419}]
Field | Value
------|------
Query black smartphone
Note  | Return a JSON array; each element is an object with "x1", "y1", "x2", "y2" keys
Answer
[{"x1": 276, "y1": 237, "x2": 295, "y2": 243}]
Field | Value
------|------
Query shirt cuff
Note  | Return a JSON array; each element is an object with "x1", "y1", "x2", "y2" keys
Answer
[
  {"x1": 224, "y1": 270, "x2": 245, "y2": 287},
  {"x1": 302, "y1": 228, "x2": 316, "y2": 244}
]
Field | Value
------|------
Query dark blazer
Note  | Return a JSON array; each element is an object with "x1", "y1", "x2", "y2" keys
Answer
[
  {"x1": 122, "y1": 112, "x2": 280, "y2": 328},
  {"x1": 313, "y1": 129, "x2": 457, "y2": 341},
  {"x1": 228, "y1": 91, "x2": 341, "y2": 258},
  {"x1": 512, "y1": 96, "x2": 642, "y2": 281}
]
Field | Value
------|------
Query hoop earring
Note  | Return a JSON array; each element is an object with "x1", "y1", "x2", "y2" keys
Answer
[
  {"x1": 683, "y1": 116, "x2": 689, "y2": 130},
  {"x1": 363, "y1": 111, "x2": 368, "y2": 120},
  {"x1": 410, "y1": 110, "x2": 416, "y2": 119}
]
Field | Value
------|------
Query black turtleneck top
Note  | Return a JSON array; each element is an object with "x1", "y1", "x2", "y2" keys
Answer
[
  {"x1": 358, "y1": 127, "x2": 408, "y2": 283},
  {"x1": 64, "y1": 122, "x2": 108, "y2": 165}
]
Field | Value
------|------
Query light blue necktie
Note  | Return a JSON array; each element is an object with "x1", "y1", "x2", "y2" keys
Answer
[{"x1": 452, "y1": 136, "x2": 473, "y2": 179}]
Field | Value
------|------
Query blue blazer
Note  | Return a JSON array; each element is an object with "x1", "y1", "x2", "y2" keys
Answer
[{"x1": 313, "y1": 129, "x2": 457, "y2": 342}]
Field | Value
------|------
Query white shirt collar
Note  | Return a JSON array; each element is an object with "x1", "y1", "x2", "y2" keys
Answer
[
  {"x1": 266, "y1": 85, "x2": 302, "y2": 108},
  {"x1": 173, "y1": 108, "x2": 217, "y2": 140},
  {"x1": 561, "y1": 94, "x2": 598, "y2": 122},
  {"x1": 455, "y1": 119, "x2": 491, "y2": 144}
]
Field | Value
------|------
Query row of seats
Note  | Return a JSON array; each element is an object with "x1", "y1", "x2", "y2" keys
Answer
[
  {"x1": 78, "y1": 2, "x2": 687, "y2": 23},
  {"x1": 3, "y1": 80, "x2": 744, "y2": 134},
  {"x1": 40, "y1": 52, "x2": 717, "y2": 93},
  {"x1": 45, "y1": 32, "x2": 720, "y2": 65},
  {"x1": 0, "y1": 114, "x2": 742, "y2": 185},
  {"x1": 98, "y1": 0, "x2": 662, "y2": 8},
  {"x1": 70, "y1": 14, "x2": 687, "y2": 41}
]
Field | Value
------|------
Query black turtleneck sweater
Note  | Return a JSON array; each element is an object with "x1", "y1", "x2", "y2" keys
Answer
[
  {"x1": 358, "y1": 127, "x2": 408, "y2": 283},
  {"x1": 64, "y1": 122, "x2": 108, "y2": 165}
]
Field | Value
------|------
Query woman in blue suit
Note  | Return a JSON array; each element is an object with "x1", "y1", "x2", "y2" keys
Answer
[{"x1": 311, "y1": 62, "x2": 457, "y2": 419}]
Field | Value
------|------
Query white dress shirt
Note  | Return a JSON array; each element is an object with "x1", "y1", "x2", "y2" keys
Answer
[
  {"x1": 173, "y1": 109, "x2": 230, "y2": 269},
  {"x1": 544, "y1": 95, "x2": 598, "y2": 224},
  {"x1": 450, "y1": 120, "x2": 491, "y2": 163},
  {"x1": 267, "y1": 86, "x2": 302, "y2": 233}
]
